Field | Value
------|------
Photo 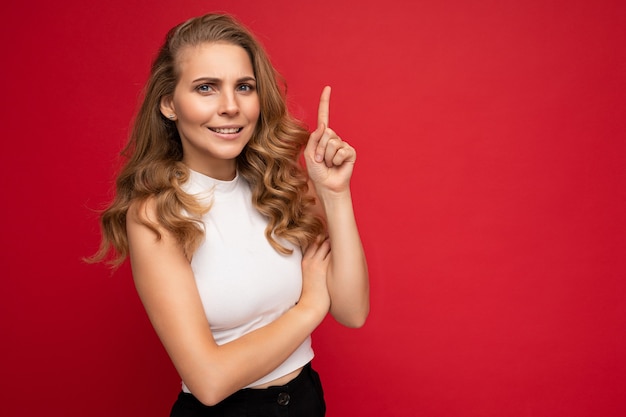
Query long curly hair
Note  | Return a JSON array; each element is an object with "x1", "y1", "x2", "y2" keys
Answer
[{"x1": 89, "y1": 13, "x2": 325, "y2": 268}]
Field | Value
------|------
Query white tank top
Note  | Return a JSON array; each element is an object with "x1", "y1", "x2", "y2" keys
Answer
[{"x1": 181, "y1": 169, "x2": 313, "y2": 391}]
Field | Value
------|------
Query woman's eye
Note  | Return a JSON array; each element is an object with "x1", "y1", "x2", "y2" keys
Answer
[
  {"x1": 196, "y1": 84, "x2": 214, "y2": 93},
  {"x1": 238, "y1": 83, "x2": 255, "y2": 92}
]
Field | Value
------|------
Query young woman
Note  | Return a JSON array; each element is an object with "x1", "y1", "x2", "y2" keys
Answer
[{"x1": 91, "y1": 13, "x2": 368, "y2": 416}]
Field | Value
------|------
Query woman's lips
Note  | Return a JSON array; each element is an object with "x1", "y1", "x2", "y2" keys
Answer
[{"x1": 209, "y1": 127, "x2": 243, "y2": 134}]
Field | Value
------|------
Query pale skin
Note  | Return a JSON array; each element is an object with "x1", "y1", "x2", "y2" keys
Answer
[
  {"x1": 305, "y1": 86, "x2": 370, "y2": 328},
  {"x1": 128, "y1": 43, "x2": 368, "y2": 406}
]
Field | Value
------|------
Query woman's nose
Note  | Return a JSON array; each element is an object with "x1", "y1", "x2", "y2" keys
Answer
[{"x1": 218, "y1": 91, "x2": 239, "y2": 116}]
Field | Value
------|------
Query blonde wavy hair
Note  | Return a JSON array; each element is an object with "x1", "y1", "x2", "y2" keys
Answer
[{"x1": 89, "y1": 13, "x2": 325, "y2": 268}]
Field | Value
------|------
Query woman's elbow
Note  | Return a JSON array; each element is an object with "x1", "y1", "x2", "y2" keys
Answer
[
  {"x1": 193, "y1": 389, "x2": 229, "y2": 407},
  {"x1": 343, "y1": 317, "x2": 367, "y2": 329},
  {"x1": 186, "y1": 378, "x2": 234, "y2": 407},
  {"x1": 334, "y1": 305, "x2": 369, "y2": 328}
]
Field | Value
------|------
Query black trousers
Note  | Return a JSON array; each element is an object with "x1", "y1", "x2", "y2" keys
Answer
[{"x1": 170, "y1": 363, "x2": 326, "y2": 417}]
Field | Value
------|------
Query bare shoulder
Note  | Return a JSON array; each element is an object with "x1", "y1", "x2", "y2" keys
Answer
[
  {"x1": 125, "y1": 196, "x2": 194, "y2": 305},
  {"x1": 127, "y1": 197, "x2": 159, "y2": 228},
  {"x1": 126, "y1": 197, "x2": 180, "y2": 251},
  {"x1": 126, "y1": 197, "x2": 188, "y2": 280}
]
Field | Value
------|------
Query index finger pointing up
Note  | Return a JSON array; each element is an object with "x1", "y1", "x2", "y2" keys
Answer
[{"x1": 317, "y1": 86, "x2": 331, "y2": 127}]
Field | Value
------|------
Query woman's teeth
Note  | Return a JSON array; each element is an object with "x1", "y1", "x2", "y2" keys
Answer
[{"x1": 210, "y1": 127, "x2": 242, "y2": 134}]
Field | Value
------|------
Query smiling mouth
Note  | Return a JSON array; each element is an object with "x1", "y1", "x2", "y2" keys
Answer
[{"x1": 209, "y1": 127, "x2": 243, "y2": 134}]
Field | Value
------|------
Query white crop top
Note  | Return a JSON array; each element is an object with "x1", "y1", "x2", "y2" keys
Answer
[{"x1": 181, "y1": 169, "x2": 313, "y2": 392}]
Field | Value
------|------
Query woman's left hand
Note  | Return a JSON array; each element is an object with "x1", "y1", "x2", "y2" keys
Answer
[
  {"x1": 304, "y1": 86, "x2": 356, "y2": 194},
  {"x1": 303, "y1": 87, "x2": 370, "y2": 329}
]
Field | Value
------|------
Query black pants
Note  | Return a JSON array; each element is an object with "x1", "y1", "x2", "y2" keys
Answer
[{"x1": 170, "y1": 363, "x2": 326, "y2": 417}]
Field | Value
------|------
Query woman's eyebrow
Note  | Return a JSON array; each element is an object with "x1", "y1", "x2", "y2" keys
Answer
[
  {"x1": 191, "y1": 76, "x2": 256, "y2": 83},
  {"x1": 191, "y1": 77, "x2": 221, "y2": 84}
]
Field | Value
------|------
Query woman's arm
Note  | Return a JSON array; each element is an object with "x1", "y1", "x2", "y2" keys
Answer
[
  {"x1": 127, "y1": 200, "x2": 331, "y2": 406},
  {"x1": 304, "y1": 86, "x2": 370, "y2": 328}
]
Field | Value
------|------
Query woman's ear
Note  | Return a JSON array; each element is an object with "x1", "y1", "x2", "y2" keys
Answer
[{"x1": 160, "y1": 96, "x2": 177, "y2": 121}]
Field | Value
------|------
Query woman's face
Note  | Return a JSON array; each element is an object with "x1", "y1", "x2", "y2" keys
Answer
[{"x1": 161, "y1": 42, "x2": 260, "y2": 180}]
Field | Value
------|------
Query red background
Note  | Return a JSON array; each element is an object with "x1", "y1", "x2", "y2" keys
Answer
[{"x1": 2, "y1": 1, "x2": 625, "y2": 416}]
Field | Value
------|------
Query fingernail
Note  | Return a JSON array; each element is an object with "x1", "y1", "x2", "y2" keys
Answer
[{"x1": 315, "y1": 154, "x2": 323, "y2": 162}]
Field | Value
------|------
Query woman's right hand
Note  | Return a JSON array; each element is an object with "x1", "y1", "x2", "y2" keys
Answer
[{"x1": 298, "y1": 239, "x2": 332, "y2": 321}]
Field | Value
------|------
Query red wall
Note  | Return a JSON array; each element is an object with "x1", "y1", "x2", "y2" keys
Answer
[{"x1": 2, "y1": 1, "x2": 625, "y2": 416}]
